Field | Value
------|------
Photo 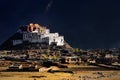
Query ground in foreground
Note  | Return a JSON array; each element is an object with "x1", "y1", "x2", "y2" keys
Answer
[{"x1": 0, "y1": 71, "x2": 120, "y2": 80}]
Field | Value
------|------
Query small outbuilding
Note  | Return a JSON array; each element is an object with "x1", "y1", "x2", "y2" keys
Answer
[{"x1": 60, "y1": 56, "x2": 81, "y2": 64}]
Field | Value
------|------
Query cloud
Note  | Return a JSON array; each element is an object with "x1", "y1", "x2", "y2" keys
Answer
[{"x1": 45, "y1": 0, "x2": 53, "y2": 13}]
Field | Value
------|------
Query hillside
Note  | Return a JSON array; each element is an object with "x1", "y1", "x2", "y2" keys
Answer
[{"x1": 0, "y1": 23, "x2": 72, "y2": 50}]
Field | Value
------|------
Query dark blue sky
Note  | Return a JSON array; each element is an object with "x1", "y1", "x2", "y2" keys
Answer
[{"x1": 0, "y1": 0, "x2": 120, "y2": 49}]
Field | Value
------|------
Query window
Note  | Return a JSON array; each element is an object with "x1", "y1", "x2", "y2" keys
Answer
[{"x1": 71, "y1": 58, "x2": 76, "y2": 61}]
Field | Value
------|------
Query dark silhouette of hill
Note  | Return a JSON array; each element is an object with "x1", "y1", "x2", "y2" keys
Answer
[{"x1": 0, "y1": 32, "x2": 22, "y2": 50}]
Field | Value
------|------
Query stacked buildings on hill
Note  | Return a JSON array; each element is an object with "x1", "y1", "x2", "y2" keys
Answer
[{"x1": 12, "y1": 23, "x2": 64, "y2": 46}]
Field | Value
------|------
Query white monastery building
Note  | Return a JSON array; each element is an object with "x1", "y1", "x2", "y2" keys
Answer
[{"x1": 13, "y1": 23, "x2": 64, "y2": 46}]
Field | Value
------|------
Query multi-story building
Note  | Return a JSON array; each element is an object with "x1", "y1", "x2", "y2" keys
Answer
[{"x1": 12, "y1": 23, "x2": 64, "y2": 46}]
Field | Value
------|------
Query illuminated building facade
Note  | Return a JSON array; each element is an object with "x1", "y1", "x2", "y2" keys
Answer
[{"x1": 12, "y1": 23, "x2": 64, "y2": 46}]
